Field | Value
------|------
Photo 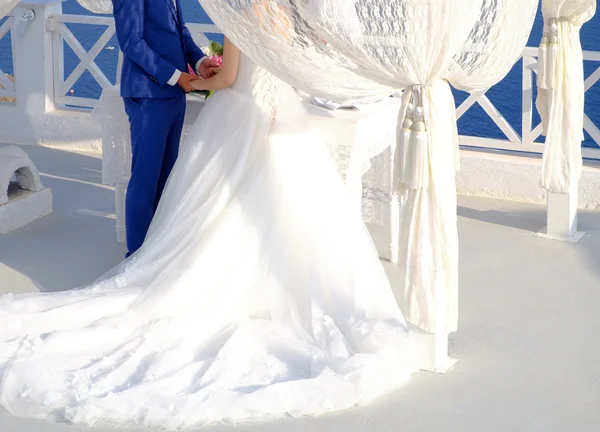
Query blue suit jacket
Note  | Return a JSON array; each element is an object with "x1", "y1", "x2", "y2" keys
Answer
[{"x1": 112, "y1": 0, "x2": 205, "y2": 98}]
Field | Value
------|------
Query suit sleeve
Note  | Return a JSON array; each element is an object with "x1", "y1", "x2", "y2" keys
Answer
[
  {"x1": 182, "y1": 25, "x2": 206, "y2": 68},
  {"x1": 112, "y1": 0, "x2": 178, "y2": 86}
]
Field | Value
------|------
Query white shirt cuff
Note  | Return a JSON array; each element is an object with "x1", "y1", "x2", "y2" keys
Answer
[
  {"x1": 195, "y1": 57, "x2": 207, "y2": 74},
  {"x1": 167, "y1": 69, "x2": 182, "y2": 86}
]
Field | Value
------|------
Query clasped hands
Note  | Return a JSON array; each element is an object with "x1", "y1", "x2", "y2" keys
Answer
[{"x1": 177, "y1": 57, "x2": 221, "y2": 92}]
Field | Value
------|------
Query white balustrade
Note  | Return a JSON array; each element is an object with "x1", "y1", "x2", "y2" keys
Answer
[
  {"x1": 457, "y1": 47, "x2": 600, "y2": 159},
  {"x1": 10, "y1": 8, "x2": 599, "y2": 158},
  {"x1": 45, "y1": 19, "x2": 219, "y2": 109},
  {"x1": 46, "y1": 13, "x2": 116, "y2": 108},
  {"x1": 1, "y1": 2, "x2": 599, "y2": 151}
]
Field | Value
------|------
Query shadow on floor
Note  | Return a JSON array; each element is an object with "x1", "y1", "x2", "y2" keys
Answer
[
  {"x1": 1, "y1": 149, "x2": 600, "y2": 432},
  {"x1": 457, "y1": 205, "x2": 546, "y2": 232}
]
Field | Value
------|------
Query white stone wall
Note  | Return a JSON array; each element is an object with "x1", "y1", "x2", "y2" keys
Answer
[{"x1": 457, "y1": 150, "x2": 600, "y2": 211}]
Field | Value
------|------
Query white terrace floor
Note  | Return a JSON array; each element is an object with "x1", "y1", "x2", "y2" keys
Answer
[{"x1": 1, "y1": 145, "x2": 600, "y2": 432}]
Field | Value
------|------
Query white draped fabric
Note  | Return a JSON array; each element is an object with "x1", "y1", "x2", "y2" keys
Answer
[
  {"x1": 197, "y1": 0, "x2": 538, "y2": 334},
  {"x1": 72, "y1": 0, "x2": 539, "y2": 333},
  {"x1": 0, "y1": 0, "x2": 20, "y2": 19},
  {"x1": 0, "y1": 57, "x2": 417, "y2": 428},
  {"x1": 537, "y1": 0, "x2": 596, "y2": 193},
  {"x1": 74, "y1": 0, "x2": 112, "y2": 14}
]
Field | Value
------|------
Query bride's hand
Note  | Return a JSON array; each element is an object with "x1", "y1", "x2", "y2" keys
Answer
[{"x1": 190, "y1": 79, "x2": 205, "y2": 91}]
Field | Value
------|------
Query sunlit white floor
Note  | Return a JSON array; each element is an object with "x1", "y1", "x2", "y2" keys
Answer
[{"x1": 1, "y1": 145, "x2": 599, "y2": 432}]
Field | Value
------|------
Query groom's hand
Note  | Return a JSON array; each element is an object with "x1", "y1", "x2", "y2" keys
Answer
[
  {"x1": 177, "y1": 72, "x2": 199, "y2": 93},
  {"x1": 198, "y1": 57, "x2": 221, "y2": 79}
]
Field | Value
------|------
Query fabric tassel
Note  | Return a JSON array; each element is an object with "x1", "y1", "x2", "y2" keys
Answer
[
  {"x1": 399, "y1": 118, "x2": 413, "y2": 185},
  {"x1": 398, "y1": 101, "x2": 414, "y2": 185},
  {"x1": 546, "y1": 34, "x2": 558, "y2": 90},
  {"x1": 539, "y1": 88, "x2": 550, "y2": 136},
  {"x1": 545, "y1": 85, "x2": 555, "y2": 122},
  {"x1": 395, "y1": 88, "x2": 430, "y2": 189},
  {"x1": 538, "y1": 36, "x2": 548, "y2": 89},
  {"x1": 408, "y1": 115, "x2": 429, "y2": 188},
  {"x1": 395, "y1": 94, "x2": 415, "y2": 190},
  {"x1": 395, "y1": 87, "x2": 430, "y2": 190}
]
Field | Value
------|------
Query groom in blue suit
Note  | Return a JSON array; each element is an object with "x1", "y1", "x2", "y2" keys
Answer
[{"x1": 112, "y1": 0, "x2": 218, "y2": 257}]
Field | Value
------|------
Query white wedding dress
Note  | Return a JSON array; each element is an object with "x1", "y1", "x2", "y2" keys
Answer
[{"x1": 0, "y1": 54, "x2": 415, "y2": 429}]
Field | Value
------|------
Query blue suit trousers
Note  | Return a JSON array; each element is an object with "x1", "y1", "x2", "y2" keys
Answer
[{"x1": 123, "y1": 95, "x2": 186, "y2": 256}]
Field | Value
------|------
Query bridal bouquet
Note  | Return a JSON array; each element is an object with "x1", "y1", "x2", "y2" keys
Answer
[{"x1": 190, "y1": 40, "x2": 223, "y2": 100}]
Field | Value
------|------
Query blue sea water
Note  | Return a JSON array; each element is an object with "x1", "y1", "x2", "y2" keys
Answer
[{"x1": 1, "y1": 2, "x2": 599, "y2": 149}]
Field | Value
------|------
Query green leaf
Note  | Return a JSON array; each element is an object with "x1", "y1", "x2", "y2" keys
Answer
[{"x1": 208, "y1": 40, "x2": 223, "y2": 57}]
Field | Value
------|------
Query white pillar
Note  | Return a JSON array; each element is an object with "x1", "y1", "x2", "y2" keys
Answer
[
  {"x1": 13, "y1": 0, "x2": 62, "y2": 117},
  {"x1": 535, "y1": 188, "x2": 585, "y2": 242},
  {"x1": 408, "y1": 324, "x2": 458, "y2": 374},
  {"x1": 0, "y1": 0, "x2": 101, "y2": 149}
]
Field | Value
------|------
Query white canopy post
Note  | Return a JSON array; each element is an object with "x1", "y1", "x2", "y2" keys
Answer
[
  {"x1": 535, "y1": 0, "x2": 596, "y2": 242},
  {"x1": 396, "y1": 80, "x2": 461, "y2": 373}
]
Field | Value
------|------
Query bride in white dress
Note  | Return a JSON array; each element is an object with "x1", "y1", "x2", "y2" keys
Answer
[{"x1": 0, "y1": 38, "x2": 415, "y2": 429}]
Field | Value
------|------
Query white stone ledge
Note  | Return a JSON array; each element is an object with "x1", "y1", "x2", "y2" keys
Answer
[
  {"x1": 0, "y1": 106, "x2": 102, "y2": 152},
  {"x1": 2, "y1": 112, "x2": 599, "y2": 212},
  {"x1": 0, "y1": 188, "x2": 53, "y2": 234},
  {"x1": 457, "y1": 149, "x2": 600, "y2": 211}
]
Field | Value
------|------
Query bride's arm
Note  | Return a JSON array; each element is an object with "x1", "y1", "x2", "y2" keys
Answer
[{"x1": 191, "y1": 38, "x2": 240, "y2": 91}]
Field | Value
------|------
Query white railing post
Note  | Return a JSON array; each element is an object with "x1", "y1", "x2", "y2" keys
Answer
[
  {"x1": 47, "y1": 13, "x2": 63, "y2": 110},
  {"x1": 12, "y1": 0, "x2": 63, "y2": 115},
  {"x1": 0, "y1": 0, "x2": 75, "y2": 145},
  {"x1": 0, "y1": 1, "x2": 103, "y2": 149}
]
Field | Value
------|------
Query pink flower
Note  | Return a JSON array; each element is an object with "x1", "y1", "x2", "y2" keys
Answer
[
  {"x1": 187, "y1": 64, "x2": 196, "y2": 75},
  {"x1": 210, "y1": 55, "x2": 223, "y2": 67}
]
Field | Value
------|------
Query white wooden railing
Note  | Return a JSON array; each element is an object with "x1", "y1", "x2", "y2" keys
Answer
[
  {"x1": 45, "y1": 14, "x2": 220, "y2": 108},
  {"x1": 0, "y1": 14, "x2": 16, "y2": 100},
  {"x1": 46, "y1": 13, "x2": 116, "y2": 108},
  {"x1": 457, "y1": 47, "x2": 600, "y2": 159},
  {"x1": 3, "y1": 9, "x2": 600, "y2": 157}
]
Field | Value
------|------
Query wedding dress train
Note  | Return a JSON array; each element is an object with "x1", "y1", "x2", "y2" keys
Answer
[{"x1": 0, "y1": 55, "x2": 415, "y2": 429}]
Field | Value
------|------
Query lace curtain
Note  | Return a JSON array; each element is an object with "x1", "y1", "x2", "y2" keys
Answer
[
  {"x1": 537, "y1": 0, "x2": 597, "y2": 193},
  {"x1": 74, "y1": 0, "x2": 112, "y2": 14}
]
